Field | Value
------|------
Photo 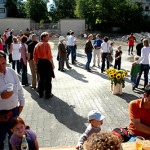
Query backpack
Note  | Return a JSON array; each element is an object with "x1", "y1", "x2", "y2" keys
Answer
[{"x1": 112, "y1": 128, "x2": 130, "y2": 142}]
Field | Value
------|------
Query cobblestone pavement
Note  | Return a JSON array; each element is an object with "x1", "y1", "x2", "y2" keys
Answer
[{"x1": 5, "y1": 41, "x2": 145, "y2": 149}]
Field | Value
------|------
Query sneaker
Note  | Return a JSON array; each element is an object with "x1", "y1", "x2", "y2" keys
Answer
[
  {"x1": 128, "y1": 53, "x2": 130, "y2": 55},
  {"x1": 93, "y1": 64, "x2": 95, "y2": 67},
  {"x1": 98, "y1": 65, "x2": 100, "y2": 67},
  {"x1": 131, "y1": 53, "x2": 133, "y2": 55}
]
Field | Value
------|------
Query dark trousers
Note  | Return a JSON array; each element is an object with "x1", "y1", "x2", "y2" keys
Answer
[
  {"x1": 128, "y1": 46, "x2": 133, "y2": 54},
  {"x1": 101, "y1": 53, "x2": 109, "y2": 72},
  {"x1": 21, "y1": 63, "x2": 28, "y2": 85},
  {"x1": 86, "y1": 52, "x2": 92, "y2": 70},
  {"x1": 12, "y1": 60, "x2": 20, "y2": 74},
  {"x1": 114, "y1": 60, "x2": 121, "y2": 70},
  {"x1": 38, "y1": 59, "x2": 53, "y2": 97},
  {"x1": 68, "y1": 46, "x2": 75, "y2": 64},
  {"x1": 0, "y1": 107, "x2": 19, "y2": 150},
  {"x1": 136, "y1": 64, "x2": 149, "y2": 88}
]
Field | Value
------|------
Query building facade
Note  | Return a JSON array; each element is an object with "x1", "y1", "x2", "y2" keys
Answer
[
  {"x1": 131, "y1": 0, "x2": 150, "y2": 16},
  {"x1": 0, "y1": 0, "x2": 6, "y2": 18}
]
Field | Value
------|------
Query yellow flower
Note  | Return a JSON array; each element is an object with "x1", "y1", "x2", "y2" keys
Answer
[
  {"x1": 125, "y1": 70, "x2": 128, "y2": 76},
  {"x1": 109, "y1": 73, "x2": 114, "y2": 79},
  {"x1": 122, "y1": 73, "x2": 125, "y2": 78},
  {"x1": 116, "y1": 73, "x2": 121, "y2": 80}
]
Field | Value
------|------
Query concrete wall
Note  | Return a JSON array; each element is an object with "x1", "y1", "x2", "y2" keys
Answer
[
  {"x1": 0, "y1": 18, "x2": 31, "y2": 35},
  {"x1": 0, "y1": 3, "x2": 7, "y2": 18},
  {"x1": 60, "y1": 19, "x2": 85, "y2": 36}
]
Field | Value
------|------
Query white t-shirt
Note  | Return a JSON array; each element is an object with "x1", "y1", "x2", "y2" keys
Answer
[
  {"x1": 101, "y1": 42, "x2": 110, "y2": 53},
  {"x1": 12, "y1": 43, "x2": 21, "y2": 60}
]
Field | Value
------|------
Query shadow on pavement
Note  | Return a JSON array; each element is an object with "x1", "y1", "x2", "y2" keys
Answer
[
  {"x1": 116, "y1": 92, "x2": 141, "y2": 103},
  {"x1": 23, "y1": 87, "x2": 87, "y2": 134},
  {"x1": 64, "y1": 69, "x2": 88, "y2": 83}
]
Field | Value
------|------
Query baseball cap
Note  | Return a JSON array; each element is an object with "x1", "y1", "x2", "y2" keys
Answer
[{"x1": 88, "y1": 110, "x2": 105, "y2": 121}]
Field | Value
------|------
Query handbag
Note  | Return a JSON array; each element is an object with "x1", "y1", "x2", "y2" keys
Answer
[
  {"x1": 107, "y1": 53, "x2": 113, "y2": 62},
  {"x1": 0, "y1": 110, "x2": 13, "y2": 122},
  {"x1": 112, "y1": 127, "x2": 130, "y2": 142}
]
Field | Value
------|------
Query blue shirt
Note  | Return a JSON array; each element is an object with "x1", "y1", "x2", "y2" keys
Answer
[{"x1": 93, "y1": 39, "x2": 102, "y2": 49}]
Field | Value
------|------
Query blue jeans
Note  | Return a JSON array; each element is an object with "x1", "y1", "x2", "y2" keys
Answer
[
  {"x1": 136, "y1": 64, "x2": 149, "y2": 88},
  {"x1": 21, "y1": 63, "x2": 28, "y2": 85},
  {"x1": 68, "y1": 46, "x2": 75, "y2": 64},
  {"x1": 128, "y1": 133, "x2": 137, "y2": 142},
  {"x1": 26, "y1": 137, "x2": 35, "y2": 150},
  {"x1": 0, "y1": 107, "x2": 19, "y2": 150},
  {"x1": 101, "y1": 53, "x2": 109, "y2": 72},
  {"x1": 131, "y1": 76, "x2": 137, "y2": 86},
  {"x1": 12, "y1": 60, "x2": 20, "y2": 74},
  {"x1": 86, "y1": 52, "x2": 92, "y2": 70}
]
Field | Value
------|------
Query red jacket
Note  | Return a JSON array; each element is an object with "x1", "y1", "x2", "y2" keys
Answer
[{"x1": 128, "y1": 35, "x2": 136, "y2": 46}]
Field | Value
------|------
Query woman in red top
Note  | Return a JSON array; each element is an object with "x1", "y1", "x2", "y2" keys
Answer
[
  {"x1": 0, "y1": 38, "x2": 3, "y2": 51},
  {"x1": 127, "y1": 33, "x2": 136, "y2": 55}
]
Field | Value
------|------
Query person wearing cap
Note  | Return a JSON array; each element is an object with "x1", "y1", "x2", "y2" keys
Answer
[
  {"x1": 58, "y1": 36, "x2": 71, "y2": 72},
  {"x1": 76, "y1": 110, "x2": 105, "y2": 149}
]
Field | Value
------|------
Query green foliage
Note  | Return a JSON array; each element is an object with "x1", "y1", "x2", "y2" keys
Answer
[
  {"x1": 5, "y1": 0, "x2": 25, "y2": 17},
  {"x1": 76, "y1": 0, "x2": 149, "y2": 33},
  {"x1": 50, "y1": 0, "x2": 76, "y2": 22},
  {"x1": 25, "y1": 0, "x2": 49, "y2": 23}
]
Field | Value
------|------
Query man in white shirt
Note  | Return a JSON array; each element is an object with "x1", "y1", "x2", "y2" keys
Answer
[
  {"x1": 0, "y1": 51, "x2": 25, "y2": 150},
  {"x1": 67, "y1": 31, "x2": 76, "y2": 64}
]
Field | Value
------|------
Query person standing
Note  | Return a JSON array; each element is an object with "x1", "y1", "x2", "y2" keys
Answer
[
  {"x1": 67, "y1": 31, "x2": 76, "y2": 64},
  {"x1": 136, "y1": 38, "x2": 143, "y2": 56},
  {"x1": 93, "y1": 34, "x2": 102, "y2": 67},
  {"x1": 133, "y1": 39, "x2": 150, "y2": 90},
  {"x1": 19, "y1": 35, "x2": 29, "y2": 86},
  {"x1": 101, "y1": 36, "x2": 111, "y2": 73},
  {"x1": 58, "y1": 36, "x2": 71, "y2": 72},
  {"x1": 10, "y1": 37, "x2": 21, "y2": 74},
  {"x1": 127, "y1": 33, "x2": 136, "y2": 55},
  {"x1": 28, "y1": 34, "x2": 38, "y2": 89},
  {"x1": 0, "y1": 51, "x2": 25, "y2": 150},
  {"x1": 34, "y1": 32, "x2": 55, "y2": 99},
  {"x1": 114, "y1": 45, "x2": 122, "y2": 70},
  {"x1": 85, "y1": 34, "x2": 93, "y2": 72}
]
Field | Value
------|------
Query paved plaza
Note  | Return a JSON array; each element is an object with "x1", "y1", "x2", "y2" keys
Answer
[{"x1": 5, "y1": 40, "x2": 145, "y2": 149}]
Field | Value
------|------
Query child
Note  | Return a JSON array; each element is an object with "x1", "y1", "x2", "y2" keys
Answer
[
  {"x1": 76, "y1": 110, "x2": 105, "y2": 149},
  {"x1": 131, "y1": 55, "x2": 141, "y2": 90},
  {"x1": 114, "y1": 46, "x2": 122, "y2": 70},
  {"x1": 10, "y1": 117, "x2": 39, "y2": 150}
]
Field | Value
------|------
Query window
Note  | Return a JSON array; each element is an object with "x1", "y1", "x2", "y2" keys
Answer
[
  {"x1": 145, "y1": 6, "x2": 149, "y2": 11},
  {"x1": 0, "y1": 8, "x2": 5, "y2": 13}
]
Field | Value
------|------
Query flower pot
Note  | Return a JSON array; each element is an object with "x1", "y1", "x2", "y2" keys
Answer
[{"x1": 111, "y1": 83, "x2": 122, "y2": 95}]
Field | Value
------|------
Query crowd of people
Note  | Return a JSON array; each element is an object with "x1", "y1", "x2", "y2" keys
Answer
[{"x1": 0, "y1": 28, "x2": 150, "y2": 150}]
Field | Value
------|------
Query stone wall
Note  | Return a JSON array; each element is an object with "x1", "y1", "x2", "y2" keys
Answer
[
  {"x1": 0, "y1": 18, "x2": 31, "y2": 34},
  {"x1": 60, "y1": 19, "x2": 85, "y2": 36}
]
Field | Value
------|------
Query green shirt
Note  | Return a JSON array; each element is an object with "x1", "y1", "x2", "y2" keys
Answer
[{"x1": 131, "y1": 64, "x2": 141, "y2": 76}]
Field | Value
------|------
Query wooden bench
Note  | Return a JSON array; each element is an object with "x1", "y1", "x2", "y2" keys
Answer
[{"x1": 39, "y1": 140, "x2": 150, "y2": 150}]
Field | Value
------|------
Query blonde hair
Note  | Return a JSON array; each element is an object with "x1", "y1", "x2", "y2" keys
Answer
[
  {"x1": 143, "y1": 39, "x2": 149, "y2": 47},
  {"x1": 84, "y1": 132, "x2": 122, "y2": 150},
  {"x1": 118, "y1": 45, "x2": 121, "y2": 49},
  {"x1": 12, "y1": 37, "x2": 18, "y2": 43},
  {"x1": 134, "y1": 55, "x2": 140, "y2": 61},
  {"x1": 88, "y1": 34, "x2": 93, "y2": 39}
]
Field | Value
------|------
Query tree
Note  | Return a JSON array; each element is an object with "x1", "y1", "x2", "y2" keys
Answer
[
  {"x1": 49, "y1": 0, "x2": 76, "y2": 22},
  {"x1": 25, "y1": 0, "x2": 49, "y2": 22},
  {"x1": 5, "y1": 0, "x2": 25, "y2": 17}
]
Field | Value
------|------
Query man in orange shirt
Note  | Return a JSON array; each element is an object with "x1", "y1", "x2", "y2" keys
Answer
[
  {"x1": 34, "y1": 32, "x2": 55, "y2": 99},
  {"x1": 127, "y1": 33, "x2": 136, "y2": 55},
  {"x1": 127, "y1": 85, "x2": 150, "y2": 141}
]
